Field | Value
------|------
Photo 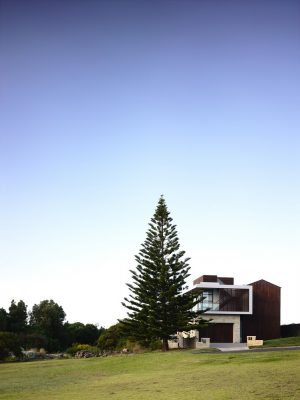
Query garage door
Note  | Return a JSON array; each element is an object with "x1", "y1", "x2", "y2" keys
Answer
[{"x1": 199, "y1": 323, "x2": 233, "y2": 343}]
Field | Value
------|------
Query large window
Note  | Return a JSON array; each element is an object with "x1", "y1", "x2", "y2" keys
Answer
[
  {"x1": 198, "y1": 290, "x2": 213, "y2": 311},
  {"x1": 197, "y1": 288, "x2": 250, "y2": 313},
  {"x1": 218, "y1": 288, "x2": 249, "y2": 312}
]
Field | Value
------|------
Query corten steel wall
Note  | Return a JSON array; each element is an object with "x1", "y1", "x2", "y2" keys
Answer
[
  {"x1": 241, "y1": 280, "x2": 281, "y2": 341},
  {"x1": 193, "y1": 275, "x2": 218, "y2": 285},
  {"x1": 219, "y1": 277, "x2": 234, "y2": 285},
  {"x1": 193, "y1": 275, "x2": 234, "y2": 285}
]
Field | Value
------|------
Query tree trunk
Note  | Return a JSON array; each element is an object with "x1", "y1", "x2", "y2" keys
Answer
[{"x1": 162, "y1": 337, "x2": 169, "y2": 351}]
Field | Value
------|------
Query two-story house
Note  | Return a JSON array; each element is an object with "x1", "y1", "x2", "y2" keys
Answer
[{"x1": 189, "y1": 274, "x2": 280, "y2": 343}]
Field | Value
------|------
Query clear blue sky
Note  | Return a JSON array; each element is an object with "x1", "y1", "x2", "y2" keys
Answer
[{"x1": 1, "y1": 0, "x2": 299, "y2": 327}]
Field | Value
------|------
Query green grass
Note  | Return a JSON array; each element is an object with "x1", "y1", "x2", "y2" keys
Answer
[
  {"x1": 0, "y1": 349, "x2": 300, "y2": 399},
  {"x1": 263, "y1": 336, "x2": 300, "y2": 347}
]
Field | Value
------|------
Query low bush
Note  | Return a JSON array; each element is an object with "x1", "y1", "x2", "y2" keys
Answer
[
  {"x1": 66, "y1": 343, "x2": 99, "y2": 356},
  {"x1": 0, "y1": 332, "x2": 23, "y2": 361}
]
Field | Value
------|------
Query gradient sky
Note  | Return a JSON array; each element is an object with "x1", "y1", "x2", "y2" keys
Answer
[{"x1": 1, "y1": 0, "x2": 299, "y2": 328}]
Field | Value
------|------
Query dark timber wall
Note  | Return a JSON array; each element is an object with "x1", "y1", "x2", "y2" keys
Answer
[
  {"x1": 241, "y1": 279, "x2": 281, "y2": 341},
  {"x1": 199, "y1": 323, "x2": 233, "y2": 343}
]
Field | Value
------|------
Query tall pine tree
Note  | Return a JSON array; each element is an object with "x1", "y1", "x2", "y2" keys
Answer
[{"x1": 122, "y1": 196, "x2": 204, "y2": 351}]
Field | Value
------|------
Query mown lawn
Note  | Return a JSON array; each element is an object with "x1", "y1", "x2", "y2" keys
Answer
[
  {"x1": 0, "y1": 349, "x2": 300, "y2": 400},
  {"x1": 263, "y1": 336, "x2": 300, "y2": 347}
]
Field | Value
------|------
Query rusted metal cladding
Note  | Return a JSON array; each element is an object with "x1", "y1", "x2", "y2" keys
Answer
[
  {"x1": 193, "y1": 275, "x2": 218, "y2": 285},
  {"x1": 242, "y1": 280, "x2": 281, "y2": 341},
  {"x1": 219, "y1": 277, "x2": 234, "y2": 285},
  {"x1": 193, "y1": 275, "x2": 234, "y2": 285}
]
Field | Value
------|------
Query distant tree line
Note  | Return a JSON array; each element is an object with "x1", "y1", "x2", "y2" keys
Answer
[
  {"x1": 0, "y1": 299, "x2": 105, "y2": 359},
  {"x1": 0, "y1": 298, "x2": 163, "y2": 361}
]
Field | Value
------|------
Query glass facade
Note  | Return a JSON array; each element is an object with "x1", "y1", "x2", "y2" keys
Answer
[{"x1": 197, "y1": 288, "x2": 249, "y2": 313}]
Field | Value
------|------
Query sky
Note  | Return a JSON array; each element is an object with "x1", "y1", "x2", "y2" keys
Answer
[{"x1": 0, "y1": 0, "x2": 299, "y2": 328}]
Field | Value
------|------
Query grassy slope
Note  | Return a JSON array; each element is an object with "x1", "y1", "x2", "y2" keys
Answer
[
  {"x1": 0, "y1": 350, "x2": 300, "y2": 400},
  {"x1": 263, "y1": 336, "x2": 300, "y2": 347}
]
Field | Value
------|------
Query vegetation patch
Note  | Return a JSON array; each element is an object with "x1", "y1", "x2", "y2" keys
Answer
[{"x1": 263, "y1": 336, "x2": 300, "y2": 347}]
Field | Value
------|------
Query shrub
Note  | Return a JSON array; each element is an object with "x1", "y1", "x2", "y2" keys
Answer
[
  {"x1": 0, "y1": 332, "x2": 23, "y2": 361},
  {"x1": 97, "y1": 323, "x2": 127, "y2": 351},
  {"x1": 21, "y1": 333, "x2": 48, "y2": 350},
  {"x1": 66, "y1": 343, "x2": 99, "y2": 356}
]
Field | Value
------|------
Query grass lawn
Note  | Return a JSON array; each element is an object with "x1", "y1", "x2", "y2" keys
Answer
[
  {"x1": 263, "y1": 336, "x2": 300, "y2": 347},
  {"x1": 0, "y1": 349, "x2": 300, "y2": 400}
]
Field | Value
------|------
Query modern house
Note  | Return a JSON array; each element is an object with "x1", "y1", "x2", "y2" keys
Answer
[{"x1": 188, "y1": 274, "x2": 280, "y2": 343}]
